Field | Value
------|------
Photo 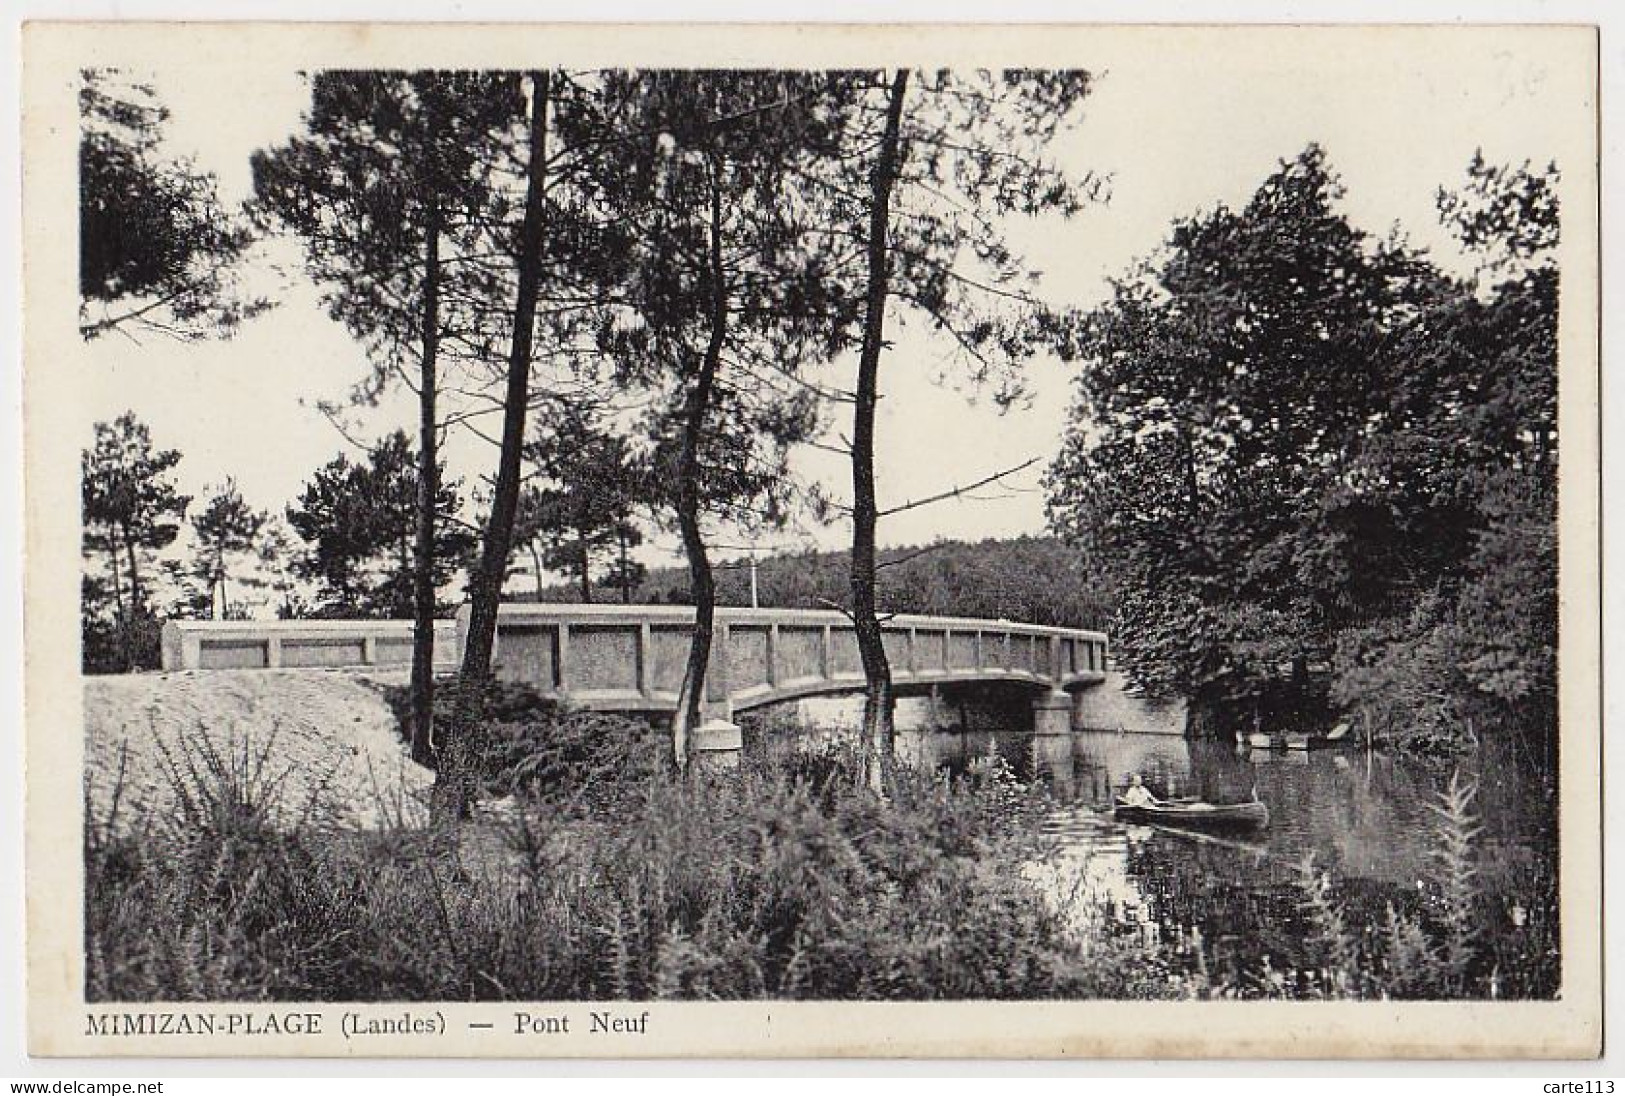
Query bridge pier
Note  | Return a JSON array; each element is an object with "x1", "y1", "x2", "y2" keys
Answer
[
  {"x1": 1032, "y1": 689, "x2": 1074, "y2": 736},
  {"x1": 1069, "y1": 672, "x2": 1187, "y2": 735},
  {"x1": 1031, "y1": 731, "x2": 1077, "y2": 795}
]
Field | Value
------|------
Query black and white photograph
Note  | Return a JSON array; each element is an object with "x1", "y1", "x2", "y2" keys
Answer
[{"x1": 18, "y1": 20, "x2": 1601, "y2": 1059}]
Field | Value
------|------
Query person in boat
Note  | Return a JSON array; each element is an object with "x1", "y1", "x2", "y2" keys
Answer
[{"x1": 1120, "y1": 773, "x2": 1160, "y2": 808}]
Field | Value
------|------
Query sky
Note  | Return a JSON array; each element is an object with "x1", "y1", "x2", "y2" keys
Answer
[{"x1": 71, "y1": 27, "x2": 1585, "y2": 573}]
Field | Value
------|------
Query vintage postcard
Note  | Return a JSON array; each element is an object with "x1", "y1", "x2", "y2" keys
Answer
[{"x1": 20, "y1": 21, "x2": 1601, "y2": 1058}]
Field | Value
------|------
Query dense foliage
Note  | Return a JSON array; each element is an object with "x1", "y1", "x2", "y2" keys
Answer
[
  {"x1": 284, "y1": 431, "x2": 477, "y2": 619},
  {"x1": 79, "y1": 70, "x2": 266, "y2": 341},
  {"x1": 380, "y1": 677, "x2": 667, "y2": 812},
  {"x1": 84, "y1": 724, "x2": 1176, "y2": 1002},
  {"x1": 1046, "y1": 146, "x2": 1559, "y2": 753}
]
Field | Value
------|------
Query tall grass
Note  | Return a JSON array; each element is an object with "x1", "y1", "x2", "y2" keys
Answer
[
  {"x1": 85, "y1": 720, "x2": 1175, "y2": 1002},
  {"x1": 85, "y1": 726, "x2": 361, "y2": 1000}
]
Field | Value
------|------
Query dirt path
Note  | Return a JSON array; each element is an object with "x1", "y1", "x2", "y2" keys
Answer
[{"x1": 83, "y1": 669, "x2": 433, "y2": 834}]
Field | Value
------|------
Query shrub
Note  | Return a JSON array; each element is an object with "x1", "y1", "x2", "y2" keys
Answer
[
  {"x1": 86, "y1": 729, "x2": 1165, "y2": 1001},
  {"x1": 82, "y1": 608, "x2": 163, "y2": 674},
  {"x1": 85, "y1": 729, "x2": 365, "y2": 1001},
  {"x1": 385, "y1": 676, "x2": 666, "y2": 812}
]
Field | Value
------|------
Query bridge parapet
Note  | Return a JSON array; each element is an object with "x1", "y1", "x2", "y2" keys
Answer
[
  {"x1": 465, "y1": 602, "x2": 1108, "y2": 718},
  {"x1": 156, "y1": 607, "x2": 1110, "y2": 729},
  {"x1": 159, "y1": 618, "x2": 460, "y2": 672}
]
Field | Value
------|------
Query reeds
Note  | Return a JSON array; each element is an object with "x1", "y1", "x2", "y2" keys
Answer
[{"x1": 1243, "y1": 769, "x2": 1556, "y2": 1000}]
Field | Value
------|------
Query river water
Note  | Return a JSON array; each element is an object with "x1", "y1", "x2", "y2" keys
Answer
[{"x1": 776, "y1": 694, "x2": 1560, "y2": 997}]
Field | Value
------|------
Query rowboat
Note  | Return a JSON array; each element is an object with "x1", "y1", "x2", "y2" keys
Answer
[{"x1": 1113, "y1": 796, "x2": 1270, "y2": 832}]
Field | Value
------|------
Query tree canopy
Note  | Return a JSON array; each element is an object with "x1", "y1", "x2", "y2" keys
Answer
[
  {"x1": 189, "y1": 478, "x2": 269, "y2": 620},
  {"x1": 79, "y1": 70, "x2": 267, "y2": 341},
  {"x1": 284, "y1": 432, "x2": 477, "y2": 619},
  {"x1": 1046, "y1": 146, "x2": 1559, "y2": 752},
  {"x1": 521, "y1": 408, "x2": 650, "y2": 603},
  {"x1": 81, "y1": 412, "x2": 191, "y2": 671}
]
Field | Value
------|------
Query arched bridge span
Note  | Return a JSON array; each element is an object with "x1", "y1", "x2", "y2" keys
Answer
[
  {"x1": 160, "y1": 605, "x2": 1110, "y2": 734},
  {"x1": 469, "y1": 603, "x2": 1108, "y2": 722}
]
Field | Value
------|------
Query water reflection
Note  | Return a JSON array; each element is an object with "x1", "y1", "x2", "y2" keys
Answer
[
  {"x1": 892, "y1": 726, "x2": 1557, "y2": 990},
  {"x1": 902, "y1": 729, "x2": 1549, "y2": 875},
  {"x1": 740, "y1": 688, "x2": 1552, "y2": 993}
]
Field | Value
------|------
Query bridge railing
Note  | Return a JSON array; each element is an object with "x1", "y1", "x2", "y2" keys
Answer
[
  {"x1": 156, "y1": 606, "x2": 1109, "y2": 720},
  {"x1": 467, "y1": 602, "x2": 1108, "y2": 716},
  {"x1": 159, "y1": 618, "x2": 460, "y2": 672}
]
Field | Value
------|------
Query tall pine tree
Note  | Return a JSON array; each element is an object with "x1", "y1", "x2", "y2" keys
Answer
[{"x1": 254, "y1": 71, "x2": 527, "y2": 762}]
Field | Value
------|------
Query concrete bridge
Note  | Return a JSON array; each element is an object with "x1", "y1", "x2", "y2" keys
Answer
[
  {"x1": 160, "y1": 605, "x2": 1112, "y2": 736},
  {"x1": 468, "y1": 603, "x2": 1109, "y2": 735}
]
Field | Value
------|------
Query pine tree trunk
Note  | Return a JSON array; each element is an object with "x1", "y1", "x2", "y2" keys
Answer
[
  {"x1": 671, "y1": 169, "x2": 728, "y2": 772},
  {"x1": 450, "y1": 71, "x2": 551, "y2": 819},
  {"x1": 397, "y1": 533, "x2": 411, "y2": 615},
  {"x1": 459, "y1": 70, "x2": 550, "y2": 683},
  {"x1": 214, "y1": 548, "x2": 228, "y2": 620},
  {"x1": 104, "y1": 531, "x2": 128, "y2": 671},
  {"x1": 122, "y1": 526, "x2": 146, "y2": 672},
  {"x1": 105, "y1": 534, "x2": 126, "y2": 628},
  {"x1": 576, "y1": 527, "x2": 593, "y2": 603},
  {"x1": 123, "y1": 528, "x2": 143, "y2": 615},
  {"x1": 409, "y1": 197, "x2": 442, "y2": 766},
  {"x1": 618, "y1": 528, "x2": 632, "y2": 604},
  {"x1": 850, "y1": 69, "x2": 909, "y2": 796}
]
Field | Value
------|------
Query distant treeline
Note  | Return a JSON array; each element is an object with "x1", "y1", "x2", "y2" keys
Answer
[{"x1": 529, "y1": 535, "x2": 1111, "y2": 632}]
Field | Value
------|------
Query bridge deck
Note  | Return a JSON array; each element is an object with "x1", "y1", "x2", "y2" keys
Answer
[
  {"x1": 159, "y1": 618, "x2": 460, "y2": 672},
  {"x1": 471, "y1": 603, "x2": 1108, "y2": 716},
  {"x1": 160, "y1": 606, "x2": 1109, "y2": 719}
]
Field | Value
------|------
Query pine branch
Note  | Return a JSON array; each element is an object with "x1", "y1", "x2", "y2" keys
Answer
[
  {"x1": 874, "y1": 542, "x2": 954, "y2": 571},
  {"x1": 876, "y1": 456, "x2": 1041, "y2": 518}
]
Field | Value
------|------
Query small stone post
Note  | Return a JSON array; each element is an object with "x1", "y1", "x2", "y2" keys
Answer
[{"x1": 691, "y1": 717, "x2": 743, "y2": 773}]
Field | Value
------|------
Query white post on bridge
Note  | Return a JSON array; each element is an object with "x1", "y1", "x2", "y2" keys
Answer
[
  {"x1": 1032, "y1": 632, "x2": 1074, "y2": 736},
  {"x1": 692, "y1": 617, "x2": 743, "y2": 772}
]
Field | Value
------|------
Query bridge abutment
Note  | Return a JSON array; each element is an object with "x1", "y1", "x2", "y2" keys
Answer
[{"x1": 1069, "y1": 672, "x2": 1188, "y2": 735}]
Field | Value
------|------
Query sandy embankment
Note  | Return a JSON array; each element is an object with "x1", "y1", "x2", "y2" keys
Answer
[{"x1": 83, "y1": 670, "x2": 434, "y2": 834}]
